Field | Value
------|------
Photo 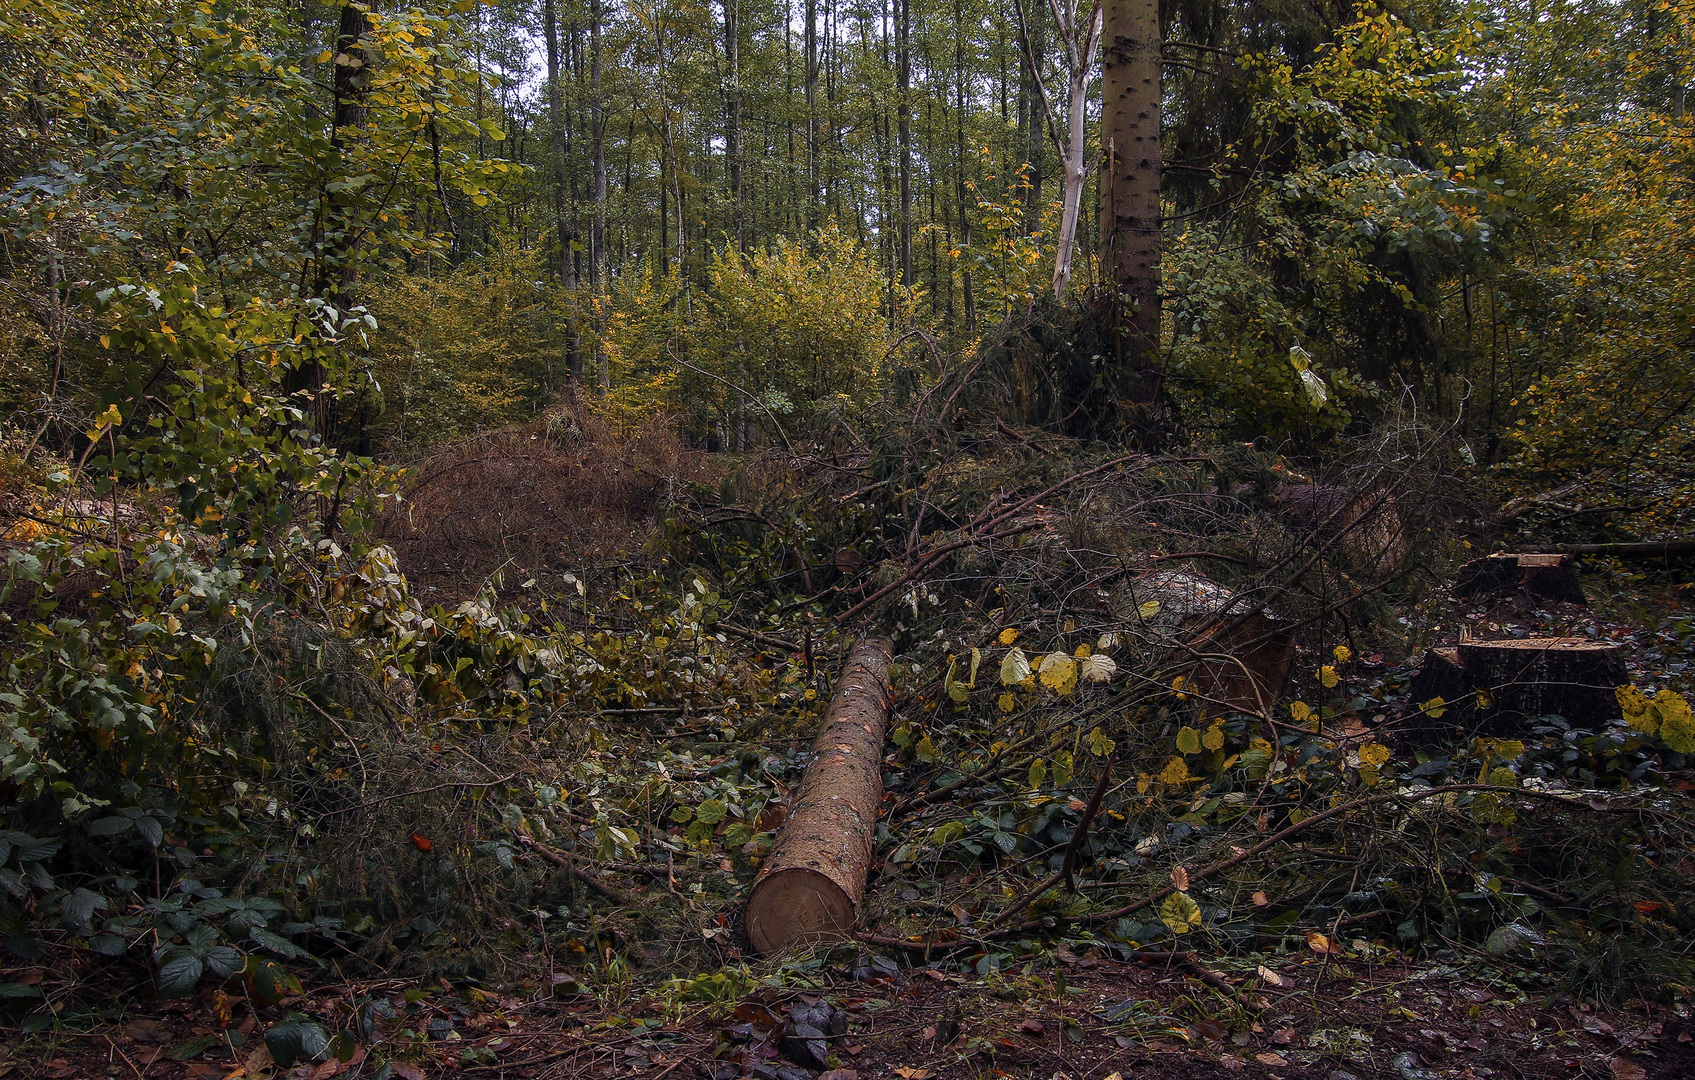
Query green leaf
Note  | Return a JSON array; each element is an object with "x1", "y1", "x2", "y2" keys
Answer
[
  {"x1": 157, "y1": 952, "x2": 205, "y2": 997},
  {"x1": 244, "y1": 956, "x2": 302, "y2": 1006},
  {"x1": 1028, "y1": 758, "x2": 1048, "y2": 790},
  {"x1": 87, "y1": 816, "x2": 135, "y2": 837},
  {"x1": 1174, "y1": 727, "x2": 1201, "y2": 755},
  {"x1": 694, "y1": 798, "x2": 727, "y2": 825},
  {"x1": 264, "y1": 1020, "x2": 329, "y2": 1068}
]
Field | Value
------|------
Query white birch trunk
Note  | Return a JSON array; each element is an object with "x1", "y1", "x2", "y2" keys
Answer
[{"x1": 1015, "y1": 0, "x2": 1102, "y2": 300}]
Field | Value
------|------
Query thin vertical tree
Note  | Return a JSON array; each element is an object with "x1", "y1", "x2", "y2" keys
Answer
[{"x1": 1014, "y1": 0, "x2": 1101, "y2": 299}]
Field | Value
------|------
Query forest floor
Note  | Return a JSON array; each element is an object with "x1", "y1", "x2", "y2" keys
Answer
[
  {"x1": 7, "y1": 427, "x2": 1695, "y2": 1080},
  {"x1": 6, "y1": 562, "x2": 1693, "y2": 1080},
  {"x1": 6, "y1": 946, "x2": 1692, "y2": 1080}
]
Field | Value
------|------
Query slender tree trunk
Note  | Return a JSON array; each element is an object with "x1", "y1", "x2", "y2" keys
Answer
[
  {"x1": 896, "y1": 0, "x2": 912, "y2": 286},
  {"x1": 806, "y1": 0, "x2": 820, "y2": 225},
  {"x1": 1099, "y1": 0, "x2": 1162, "y2": 431},
  {"x1": 724, "y1": 0, "x2": 744, "y2": 252},
  {"x1": 955, "y1": 0, "x2": 974, "y2": 332},
  {"x1": 590, "y1": 0, "x2": 606, "y2": 288},
  {"x1": 543, "y1": 0, "x2": 579, "y2": 292},
  {"x1": 316, "y1": 0, "x2": 369, "y2": 305}
]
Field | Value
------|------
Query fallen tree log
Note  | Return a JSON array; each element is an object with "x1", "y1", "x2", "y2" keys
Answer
[
  {"x1": 1551, "y1": 539, "x2": 1695, "y2": 560},
  {"x1": 745, "y1": 637, "x2": 894, "y2": 954}
]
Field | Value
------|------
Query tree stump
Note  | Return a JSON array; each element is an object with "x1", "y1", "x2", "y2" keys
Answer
[
  {"x1": 1184, "y1": 613, "x2": 1297, "y2": 718},
  {"x1": 1280, "y1": 484, "x2": 1409, "y2": 572},
  {"x1": 1124, "y1": 567, "x2": 1297, "y2": 717},
  {"x1": 1454, "y1": 552, "x2": 1586, "y2": 605},
  {"x1": 744, "y1": 637, "x2": 893, "y2": 954},
  {"x1": 1403, "y1": 637, "x2": 1625, "y2": 737}
]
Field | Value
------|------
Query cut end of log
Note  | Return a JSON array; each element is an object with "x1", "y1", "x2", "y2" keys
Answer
[{"x1": 745, "y1": 867, "x2": 857, "y2": 955}]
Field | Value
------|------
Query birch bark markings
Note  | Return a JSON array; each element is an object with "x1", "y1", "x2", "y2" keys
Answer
[{"x1": 1099, "y1": 0, "x2": 1163, "y2": 424}]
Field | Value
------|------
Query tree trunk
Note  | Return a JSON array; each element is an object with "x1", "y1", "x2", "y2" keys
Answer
[
  {"x1": 542, "y1": 0, "x2": 578, "y2": 293},
  {"x1": 954, "y1": 0, "x2": 974, "y2": 331},
  {"x1": 1099, "y1": 0, "x2": 1162, "y2": 428},
  {"x1": 724, "y1": 0, "x2": 744, "y2": 253},
  {"x1": 316, "y1": 0, "x2": 369, "y2": 305},
  {"x1": 806, "y1": 0, "x2": 821, "y2": 227},
  {"x1": 896, "y1": 0, "x2": 912, "y2": 287},
  {"x1": 1454, "y1": 553, "x2": 1586, "y2": 605},
  {"x1": 745, "y1": 638, "x2": 894, "y2": 954},
  {"x1": 590, "y1": 0, "x2": 606, "y2": 288}
]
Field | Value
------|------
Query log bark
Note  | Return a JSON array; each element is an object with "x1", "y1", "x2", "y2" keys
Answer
[
  {"x1": 1454, "y1": 552, "x2": 1586, "y2": 605},
  {"x1": 745, "y1": 637, "x2": 894, "y2": 954}
]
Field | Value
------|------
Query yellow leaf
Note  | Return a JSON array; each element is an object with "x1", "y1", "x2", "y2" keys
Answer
[
  {"x1": 1359, "y1": 741, "x2": 1391, "y2": 768},
  {"x1": 1088, "y1": 727, "x2": 1115, "y2": 757},
  {"x1": 1137, "y1": 600, "x2": 1161, "y2": 619},
  {"x1": 1038, "y1": 653, "x2": 1077, "y2": 695},
  {"x1": 1159, "y1": 891, "x2": 1202, "y2": 935},
  {"x1": 997, "y1": 693, "x2": 1016, "y2": 714},
  {"x1": 1175, "y1": 726, "x2": 1202, "y2": 755},
  {"x1": 1074, "y1": 643, "x2": 1092, "y2": 658},
  {"x1": 1156, "y1": 757, "x2": 1191, "y2": 785},
  {"x1": 1202, "y1": 721, "x2": 1226, "y2": 751},
  {"x1": 1319, "y1": 665, "x2": 1340, "y2": 688},
  {"x1": 1332, "y1": 645, "x2": 1352, "y2": 664},
  {"x1": 998, "y1": 627, "x2": 1019, "y2": 645},
  {"x1": 1289, "y1": 700, "x2": 1312, "y2": 723},
  {"x1": 1420, "y1": 696, "x2": 1448, "y2": 719}
]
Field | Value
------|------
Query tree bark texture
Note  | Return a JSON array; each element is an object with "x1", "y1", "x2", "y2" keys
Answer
[
  {"x1": 1099, "y1": 0, "x2": 1162, "y2": 423},
  {"x1": 1454, "y1": 553, "x2": 1586, "y2": 605},
  {"x1": 1402, "y1": 637, "x2": 1626, "y2": 739},
  {"x1": 745, "y1": 637, "x2": 894, "y2": 954}
]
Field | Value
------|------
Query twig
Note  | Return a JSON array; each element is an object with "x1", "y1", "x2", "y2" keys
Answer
[
  {"x1": 717, "y1": 623, "x2": 803, "y2": 652},
  {"x1": 1062, "y1": 752, "x2": 1114, "y2": 893},
  {"x1": 313, "y1": 775, "x2": 518, "y2": 818},
  {"x1": 516, "y1": 836, "x2": 632, "y2": 905}
]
